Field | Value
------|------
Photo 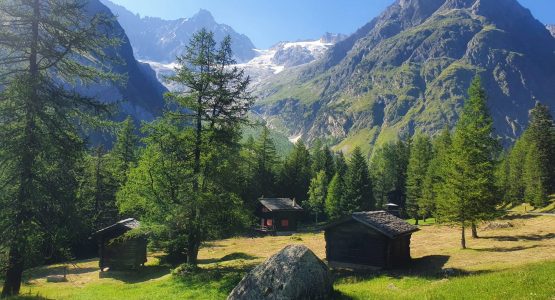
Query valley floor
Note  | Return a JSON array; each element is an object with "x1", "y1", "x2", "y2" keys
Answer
[{"x1": 9, "y1": 213, "x2": 555, "y2": 300}]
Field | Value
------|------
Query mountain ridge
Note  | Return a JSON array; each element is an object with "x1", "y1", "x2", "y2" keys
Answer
[
  {"x1": 253, "y1": 0, "x2": 555, "y2": 154},
  {"x1": 100, "y1": 0, "x2": 256, "y2": 63}
]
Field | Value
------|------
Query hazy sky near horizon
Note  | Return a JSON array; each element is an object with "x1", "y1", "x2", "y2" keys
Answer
[{"x1": 108, "y1": 0, "x2": 555, "y2": 48}]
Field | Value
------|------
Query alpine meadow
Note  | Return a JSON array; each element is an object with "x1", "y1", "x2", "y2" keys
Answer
[{"x1": 0, "y1": 0, "x2": 554, "y2": 299}]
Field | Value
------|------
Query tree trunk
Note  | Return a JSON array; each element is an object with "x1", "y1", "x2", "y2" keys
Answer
[
  {"x1": 414, "y1": 217, "x2": 419, "y2": 225},
  {"x1": 461, "y1": 223, "x2": 467, "y2": 249},
  {"x1": 471, "y1": 222, "x2": 479, "y2": 238},
  {"x1": 186, "y1": 235, "x2": 200, "y2": 266},
  {"x1": 1, "y1": 247, "x2": 24, "y2": 298}
]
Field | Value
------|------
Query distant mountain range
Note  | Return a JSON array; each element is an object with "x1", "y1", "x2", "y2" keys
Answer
[
  {"x1": 253, "y1": 0, "x2": 555, "y2": 154},
  {"x1": 84, "y1": 0, "x2": 166, "y2": 123},
  {"x1": 100, "y1": 0, "x2": 257, "y2": 63}
]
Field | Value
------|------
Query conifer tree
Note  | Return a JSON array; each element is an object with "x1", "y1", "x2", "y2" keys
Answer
[
  {"x1": 112, "y1": 116, "x2": 139, "y2": 183},
  {"x1": 422, "y1": 128, "x2": 452, "y2": 221},
  {"x1": 406, "y1": 134, "x2": 433, "y2": 224},
  {"x1": 279, "y1": 140, "x2": 312, "y2": 203},
  {"x1": 523, "y1": 143, "x2": 549, "y2": 207},
  {"x1": 438, "y1": 76, "x2": 499, "y2": 249},
  {"x1": 252, "y1": 126, "x2": 279, "y2": 198},
  {"x1": 0, "y1": 0, "x2": 118, "y2": 296},
  {"x1": 345, "y1": 147, "x2": 374, "y2": 212},
  {"x1": 325, "y1": 173, "x2": 347, "y2": 219}
]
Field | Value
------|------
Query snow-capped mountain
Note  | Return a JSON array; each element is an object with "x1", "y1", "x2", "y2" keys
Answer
[
  {"x1": 100, "y1": 0, "x2": 256, "y2": 63},
  {"x1": 548, "y1": 25, "x2": 555, "y2": 38},
  {"x1": 143, "y1": 33, "x2": 346, "y2": 89},
  {"x1": 236, "y1": 33, "x2": 347, "y2": 87}
]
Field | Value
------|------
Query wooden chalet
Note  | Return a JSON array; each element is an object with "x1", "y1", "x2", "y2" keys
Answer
[
  {"x1": 257, "y1": 198, "x2": 304, "y2": 232},
  {"x1": 93, "y1": 218, "x2": 147, "y2": 271},
  {"x1": 325, "y1": 211, "x2": 418, "y2": 269}
]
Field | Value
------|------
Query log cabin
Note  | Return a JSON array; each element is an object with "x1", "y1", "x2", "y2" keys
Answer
[
  {"x1": 325, "y1": 211, "x2": 418, "y2": 269},
  {"x1": 257, "y1": 198, "x2": 304, "y2": 233},
  {"x1": 93, "y1": 218, "x2": 147, "y2": 271}
]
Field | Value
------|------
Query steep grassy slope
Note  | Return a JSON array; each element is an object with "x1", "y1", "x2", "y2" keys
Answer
[{"x1": 254, "y1": 0, "x2": 555, "y2": 155}]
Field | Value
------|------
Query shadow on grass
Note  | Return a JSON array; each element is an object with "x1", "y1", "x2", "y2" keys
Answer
[
  {"x1": 98, "y1": 265, "x2": 171, "y2": 283},
  {"x1": 473, "y1": 245, "x2": 544, "y2": 252},
  {"x1": 332, "y1": 255, "x2": 492, "y2": 284},
  {"x1": 198, "y1": 252, "x2": 259, "y2": 264},
  {"x1": 174, "y1": 264, "x2": 256, "y2": 294},
  {"x1": 8, "y1": 295, "x2": 52, "y2": 300},
  {"x1": 481, "y1": 233, "x2": 555, "y2": 242}
]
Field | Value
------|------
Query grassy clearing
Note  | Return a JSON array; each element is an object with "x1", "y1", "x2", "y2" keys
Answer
[{"x1": 9, "y1": 214, "x2": 555, "y2": 300}]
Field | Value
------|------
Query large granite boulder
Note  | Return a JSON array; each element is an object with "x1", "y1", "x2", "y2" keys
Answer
[{"x1": 228, "y1": 245, "x2": 333, "y2": 300}]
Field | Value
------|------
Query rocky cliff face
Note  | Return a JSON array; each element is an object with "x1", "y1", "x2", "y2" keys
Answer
[
  {"x1": 254, "y1": 0, "x2": 555, "y2": 154},
  {"x1": 100, "y1": 0, "x2": 256, "y2": 63}
]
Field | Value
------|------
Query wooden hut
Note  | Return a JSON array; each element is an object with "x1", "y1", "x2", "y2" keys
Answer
[
  {"x1": 93, "y1": 218, "x2": 147, "y2": 271},
  {"x1": 324, "y1": 211, "x2": 418, "y2": 269},
  {"x1": 257, "y1": 198, "x2": 304, "y2": 232}
]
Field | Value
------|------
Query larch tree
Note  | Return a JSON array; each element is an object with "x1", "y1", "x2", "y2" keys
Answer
[
  {"x1": 0, "y1": 0, "x2": 119, "y2": 296},
  {"x1": 119, "y1": 30, "x2": 253, "y2": 265},
  {"x1": 438, "y1": 76, "x2": 499, "y2": 249},
  {"x1": 251, "y1": 126, "x2": 279, "y2": 200},
  {"x1": 325, "y1": 173, "x2": 347, "y2": 219}
]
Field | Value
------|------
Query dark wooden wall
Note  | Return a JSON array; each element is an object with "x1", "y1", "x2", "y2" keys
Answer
[
  {"x1": 325, "y1": 220, "x2": 412, "y2": 268},
  {"x1": 99, "y1": 237, "x2": 147, "y2": 270}
]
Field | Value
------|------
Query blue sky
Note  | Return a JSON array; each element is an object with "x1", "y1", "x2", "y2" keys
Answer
[{"x1": 108, "y1": 0, "x2": 555, "y2": 49}]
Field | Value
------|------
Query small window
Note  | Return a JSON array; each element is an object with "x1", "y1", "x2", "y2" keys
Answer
[
  {"x1": 265, "y1": 219, "x2": 273, "y2": 226},
  {"x1": 281, "y1": 219, "x2": 289, "y2": 227}
]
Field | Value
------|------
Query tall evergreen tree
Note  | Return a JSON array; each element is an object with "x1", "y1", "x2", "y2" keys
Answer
[
  {"x1": 422, "y1": 128, "x2": 452, "y2": 221},
  {"x1": 345, "y1": 147, "x2": 374, "y2": 212},
  {"x1": 312, "y1": 142, "x2": 335, "y2": 181},
  {"x1": 406, "y1": 134, "x2": 433, "y2": 224},
  {"x1": 112, "y1": 116, "x2": 139, "y2": 183},
  {"x1": 438, "y1": 76, "x2": 499, "y2": 249},
  {"x1": 251, "y1": 126, "x2": 279, "y2": 199},
  {"x1": 0, "y1": 0, "x2": 118, "y2": 296},
  {"x1": 120, "y1": 30, "x2": 253, "y2": 265},
  {"x1": 523, "y1": 143, "x2": 549, "y2": 207},
  {"x1": 279, "y1": 140, "x2": 312, "y2": 204},
  {"x1": 325, "y1": 173, "x2": 347, "y2": 219}
]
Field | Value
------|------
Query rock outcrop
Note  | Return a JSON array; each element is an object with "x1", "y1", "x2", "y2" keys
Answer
[{"x1": 228, "y1": 245, "x2": 333, "y2": 300}]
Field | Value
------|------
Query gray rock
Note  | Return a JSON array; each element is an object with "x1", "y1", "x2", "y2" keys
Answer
[{"x1": 228, "y1": 245, "x2": 333, "y2": 300}]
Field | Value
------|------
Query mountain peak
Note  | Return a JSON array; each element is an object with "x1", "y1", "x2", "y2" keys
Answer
[
  {"x1": 191, "y1": 9, "x2": 215, "y2": 23},
  {"x1": 547, "y1": 24, "x2": 555, "y2": 38}
]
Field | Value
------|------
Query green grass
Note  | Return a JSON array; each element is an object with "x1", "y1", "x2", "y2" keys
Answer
[
  {"x1": 335, "y1": 260, "x2": 555, "y2": 300},
  {"x1": 407, "y1": 218, "x2": 437, "y2": 226}
]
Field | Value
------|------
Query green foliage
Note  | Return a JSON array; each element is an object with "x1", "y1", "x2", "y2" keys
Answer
[
  {"x1": 437, "y1": 76, "x2": 499, "y2": 248},
  {"x1": 370, "y1": 140, "x2": 410, "y2": 210},
  {"x1": 345, "y1": 147, "x2": 374, "y2": 212},
  {"x1": 325, "y1": 173, "x2": 347, "y2": 220},
  {"x1": 278, "y1": 141, "x2": 312, "y2": 204},
  {"x1": 406, "y1": 134, "x2": 433, "y2": 221},
  {"x1": 0, "y1": 0, "x2": 119, "y2": 296},
  {"x1": 307, "y1": 171, "x2": 327, "y2": 223},
  {"x1": 119, "y1": 29, "x2": 253, "y2": 265}
]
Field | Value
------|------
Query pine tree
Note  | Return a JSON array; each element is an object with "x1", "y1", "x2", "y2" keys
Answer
[
  {"x1": 438, "y1": 76, "x2": 499, "y2": 249},
  {"x1": 325, "y1": 173, "x2": 347, "y2": 219},
  {"x1": 312, "y1": 142, "x2": 335, "y2": 181},
  {"x1": 523, "y1": 143, "x2": 549, "y2": 207},
  {"x1": 279, "y1": 140, "x2": 312, "y2": 204},
  {"x1": 111, "y1": 116, "x2": 139, "y2": 183},
  {"x1": 406, "y1": 134, "x2": 433, "y2": 224},
  {"x1": 345, "y1": 147, "x2": 374, "y2": 212},
  {"x1": 307, "y1": 171, "x2": 327, "y2": 223},
  {"x1": 0, "y1": 1, "x2": 118, "y2": 296}
]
